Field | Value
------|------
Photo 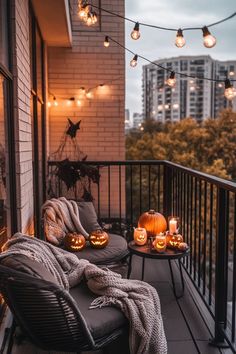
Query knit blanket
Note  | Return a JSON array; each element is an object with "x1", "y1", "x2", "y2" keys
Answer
[
  {"x1": 1, "y1": 234, "x2": 167, "y2": 354},
  {"x1": 42, "y1": 197, "x2": 89, "y2": 245}
]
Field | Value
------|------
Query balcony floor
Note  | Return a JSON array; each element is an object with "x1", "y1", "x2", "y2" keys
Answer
[{"x1": 10, "y1": 256, "x2": 231, "y2": 354}]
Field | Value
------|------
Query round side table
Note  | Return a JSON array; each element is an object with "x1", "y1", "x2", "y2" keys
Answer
[{"x1": 128, "y1": 241, "x2": 190, "y2": 298}]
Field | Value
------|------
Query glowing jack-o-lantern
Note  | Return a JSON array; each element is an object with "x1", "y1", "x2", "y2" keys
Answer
[
  {"x1": 89, "y1": 229, "x2": 109, "y2": 249},
  {"x1": 65, "y1": 233, "x2": 86, "y2": 252},
  {"x1": 153, "y1": 234, "x2": 167, "y2": 253},
  {"x1": 138, "y1": 210, "x2": 167, "y2": 237},
  {"x1": 167, "y1": 233, "x2": 183, "y2": 249},
  {"x1": 133, "y1": 228, "x2": 147, "y2": 246}
]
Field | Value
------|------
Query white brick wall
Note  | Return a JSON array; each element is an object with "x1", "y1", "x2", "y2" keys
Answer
[{"x1": 11, "y1": 0, "x2": 34, "y2": 234}]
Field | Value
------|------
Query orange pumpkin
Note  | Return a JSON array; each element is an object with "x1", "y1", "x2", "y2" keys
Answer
[
  {"x1": 138, "y1": 210, "x2": 167, "y2": 237},
  {"x1": 89, "y1": 229, "x2": 109, "y2": 249},
  {"x1": 64, "y1": 232, "x2": 86, "y2": 252},
  {"x1": 167, "y1": 233, "x2": 183, "y2": 249}
]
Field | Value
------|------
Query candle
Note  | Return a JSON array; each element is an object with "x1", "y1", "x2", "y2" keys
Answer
[
  {"x1": 169, "y1": 219, "x2": 177, "y2": 234},
  {"x1": 134, "y1": 228, "x2": 147, "y2": 246}
]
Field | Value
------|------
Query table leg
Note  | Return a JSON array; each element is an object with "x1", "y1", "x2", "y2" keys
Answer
[
  {"x1": 127, "y1": 254, "x2": 133, "y2": 279},
  {"x1": 168, "y1": 259, "x2": 185, "y2": 299},
  {"x1": 141, "y1": 256, "x2": 145, "y2": 281}
]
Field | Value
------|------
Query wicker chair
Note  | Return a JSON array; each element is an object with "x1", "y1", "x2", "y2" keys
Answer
[{"x1": 0, "y1": 264, "x2": 129, "y2": 353}]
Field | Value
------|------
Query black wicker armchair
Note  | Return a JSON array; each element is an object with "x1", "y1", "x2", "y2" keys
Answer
[{"x1": 0, "y1": 263, "x2": 129, "y2": 353}]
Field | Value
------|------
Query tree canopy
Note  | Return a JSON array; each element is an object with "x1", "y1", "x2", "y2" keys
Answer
[{"x1": 126, "y1": 109, "x2": 236, "y2": 181}]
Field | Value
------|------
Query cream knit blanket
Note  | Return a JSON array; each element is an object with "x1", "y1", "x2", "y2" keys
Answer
[
  {"x1": 42, "y1": 197, "x2": 89, "y2": 245},
  {"x1": 1, "y1": 234, "x2": 167, "y2": 354}
]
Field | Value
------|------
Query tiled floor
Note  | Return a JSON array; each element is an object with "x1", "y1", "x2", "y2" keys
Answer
[{"x1": 10, "y1": 256, "x2": 232, "y2": 354}]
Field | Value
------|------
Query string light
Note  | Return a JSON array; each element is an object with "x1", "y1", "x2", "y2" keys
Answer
[
  {"x1": 104, "y1": 36, "x2": 110, "y2": 47},
  {"x1": 166, "y1": 71, "x2": 176, "y2": 87},
  {"x1": 47, "y1": 102, "x2": 51, "y2": 107},
  {"x1": 78, "y1": 3, "x2": 89, "y2": 19},
  {"x1": 66, "y1": 97, "x2": 75, "y2": 105},
  {"x1": 224, "y1": 79, "x2": 236, "y2": 100},
  {"x1": 86, "y1": 90, "x2": 94, "y2": 99},
  {"x1": 202, "y1": 26, "x2": 216, "y2": 48},
  {"x1": 131, "y1": 22, "x2": 140, "y2": 40},
  {"x1": 53, "y1": 96, "x2": 58, "y2": 106},
  {"x1": 175, "y1": 29, "x2": 186, "y2": 48},
  {"x1": 84, "y1": 3, "x2": 236, "y2": 48},
  {"x1": 130, "y1": 54, "x2": 138, "y2": 67}
]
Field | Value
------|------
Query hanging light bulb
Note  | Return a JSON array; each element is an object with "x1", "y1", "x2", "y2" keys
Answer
[
  {"x1": 166, "y1": 71, "x2": 176, "y2": 87},
  {"x1": 202, "y1": 26, "x2": 216, "y2": 48},
  {"x1": 53, "y1": 96, "x2": 58, "y2": 106},
  {"x1": 131, "y1": 22, "x2": 140, "y2": 40},
  {"x1": 104, "y1": 36, "x2": 110, "y2": 47},
  {"x1": 66, "y1": 97, "x2": 75, "y2": 106},
  {"x1": 224, "y1": 79, "x2": 236, "y2": 100},
  {"x1": 86, "y1": 12, "x2": 93, "y2": 26},
  {"x1": 47, "y1": 101, "x2": 51, "y2": 108},
  {"x1": 130, "y1": 54, "x2": 138, "y2": 68},
  {"x1": 91, "y1": 11, "x2": 98, "y2": 24},
  {"x1": 175, "y1": 29, "x2": 186, "y2": 48},
  {"x1": 86, "y1": 90, "x2": 93, "y2": 99},
  {"x1": 78, "y1": 3, "x2": 88, "y2": 19}
]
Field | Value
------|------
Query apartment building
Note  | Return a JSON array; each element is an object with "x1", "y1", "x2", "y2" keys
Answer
[{"x1": 142, "y1": 55, "x2": 236, "y2": 122}]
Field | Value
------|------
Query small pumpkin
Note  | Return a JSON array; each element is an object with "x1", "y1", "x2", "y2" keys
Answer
[
  {"x1": 138, "y1": 210, "x2": 167, "y2": 237},
  {"x1": 133, "y1": 227, "x2": 147, "y2": 246},
  {"x1": 89, "y1": 229, "x2": 109, "y2": 249},
  {"x1": 178, "y1": 242, "x2": 189, "y2": 251},
  {"x1": 167, "y1": 233, "x2": 183, "y2": 249},
  {"x1": 64, "y1": 232, "x2": 86, "y2": 252}
]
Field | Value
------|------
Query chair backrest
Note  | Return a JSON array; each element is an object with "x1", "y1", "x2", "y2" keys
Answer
[{"x1": 0, "y1": 265, "x2": 95, "y2": 352}]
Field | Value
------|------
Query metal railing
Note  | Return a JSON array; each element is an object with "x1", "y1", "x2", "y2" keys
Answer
[{"x1": 48, "y1": 159, "x2": 236, "y2": 352}]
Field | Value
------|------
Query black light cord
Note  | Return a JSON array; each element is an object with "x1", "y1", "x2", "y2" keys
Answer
[
  {"x1": 88, "y1": 3, "x2": 236, "y2": 32},
  {"x1": 107, "y1": 36, "x2": 236, "y2": 83}
]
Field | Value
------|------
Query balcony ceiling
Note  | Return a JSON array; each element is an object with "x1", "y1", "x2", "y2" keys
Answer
[{"x1": 31, "y1": 0, "x2": 72, "y2": 47}]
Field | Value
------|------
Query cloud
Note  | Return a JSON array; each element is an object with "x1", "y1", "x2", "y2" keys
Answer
[{"x1": 125, "y1": 0, "x2": 236, "y2": 117}]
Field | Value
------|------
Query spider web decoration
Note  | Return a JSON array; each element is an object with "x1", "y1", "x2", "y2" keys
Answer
[{"x1": 48, "y1": 118, "x2": 100, "y2": 201}]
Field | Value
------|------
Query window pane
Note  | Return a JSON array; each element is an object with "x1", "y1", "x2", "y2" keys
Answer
[{"x1": 0, "y1": 0, "x2": 9, "y2": 68}]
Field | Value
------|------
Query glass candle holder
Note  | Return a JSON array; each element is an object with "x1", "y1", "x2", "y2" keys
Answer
[
  {"x1": 168, "y1": 216, "x2": 180, "y2": 234},
  {"x1": 133, "y1": 227, "x2": 147, "y2": 246},
  {"x1": 153, "y1": 233, "x2": 167, "y2": 253}
]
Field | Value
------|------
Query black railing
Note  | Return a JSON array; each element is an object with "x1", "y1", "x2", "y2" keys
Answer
[{"x1": 48, "y1": 159, "x2": 236, "y2": 352}]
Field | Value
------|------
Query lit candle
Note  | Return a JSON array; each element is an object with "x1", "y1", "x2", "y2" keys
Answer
[
  {"x1": 169, "y1": 219, "x2": 177, "y2": 234},
  {"x1": 134, "y1": 228, "x2": 147, "y2": 246}
]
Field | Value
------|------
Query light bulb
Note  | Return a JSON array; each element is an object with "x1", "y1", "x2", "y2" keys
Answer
[
  {"x1": 86, "y1": 13, "x2": 93, "y2": 26},
  {"x1": 166, "y1": 71, "x2": 176, "y2": 87},
  {"x1": 104, "y1": 36, "x2": 110, "y2": 47},
  {"x1": 47, "y1": 102, "x2": 51, "y2": 107},
  {"x1": 202, "y1": 26, "x2": 216, "y2": 48},
  {"x1": 77, "y1": 100, "x2": 82, "y2": 106},
  {"x1": 86, "y1": 90, "x2": 93, "y2": 99},
  {"x1": 173, "y1": 103, "x2": 179, "y2": 109},
  {"x1": 53, "y1": 97, "x2": 58, "y2": 106},
  {"x1": 66, "y1": 98, "x2": 74, "y2": 106},
  {"x1": 164, "y1": 104, "x2": 169, "y2": 109},
  {"x1": 91, "y1": 12, "x2": 98, "y2": 24},
  {"x1": 131, "y1": 22, "x2": 140, "y2": 40},
  {"x1": 175, "y1": 29, "x2": 186, "y2": 48},
  {"x1": 224, "y1": 79, "x2": 236, "y2": 100},
  {"x1": 130, "y1": 54, "x2": 138, "y2": 68},
  {"x1": 78, "y1": 4, "x2": 88, "y2": 19}
]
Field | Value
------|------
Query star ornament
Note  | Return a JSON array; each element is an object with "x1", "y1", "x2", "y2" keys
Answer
[{"x1": 66, "y1": 118, "x2": 81, "y2": 138}]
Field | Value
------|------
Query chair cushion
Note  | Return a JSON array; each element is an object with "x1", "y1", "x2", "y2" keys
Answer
[
  {"x1": 77, "y1": 201, "x2": 101, "y2": 234},
  {"x1": 70, "y1": 281, "x2": 127, "y2": 339},
  {"x1": 0, "y1": 254, "x2": 58, "y2": 284},
  {"x1": 71, "y1": 233, "x2": 128, "y2": 265}
]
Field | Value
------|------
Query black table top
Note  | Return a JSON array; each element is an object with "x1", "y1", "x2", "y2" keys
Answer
[{"x1": 128, "y1": 240, "x2": 190, "y2": 260}]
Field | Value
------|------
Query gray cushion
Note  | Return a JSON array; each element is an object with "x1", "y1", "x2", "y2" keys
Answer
[
  {"x1": 72, "y1": 233, "x2": 128, "y2": 265},
  {"x1": 70, "y1": 281, "x2": 127, "y2": 339},
  {"x1": 0, "y1": 254, "x2": 58, "y2": 284},
  {"x1": 77, "y1": 201, "x2": 101, "y2": 234}
]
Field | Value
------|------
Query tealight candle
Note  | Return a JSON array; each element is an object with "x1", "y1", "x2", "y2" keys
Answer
[{"x1": 133, "y1": 227, "x2": 147, "y2": 246}]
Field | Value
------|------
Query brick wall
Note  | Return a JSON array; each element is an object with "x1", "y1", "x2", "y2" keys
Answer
[
  {"x1": 48, "y1": 0, "x2": 125, "y2": 217},
  {"x1": 11, "y1": 0, "x2": 34, "y2": 234}
]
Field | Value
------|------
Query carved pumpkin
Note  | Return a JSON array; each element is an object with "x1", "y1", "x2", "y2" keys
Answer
[
  {"x1": 65, "y1": 232, "x2": 86, "y2": 252},
  {"x1": 138, "y1": 210, "x2": 167, "y2": 237},
  {"x1": 153, "y1": 234, "x2": 167, "y2": 253},
  {"x1": 89, "y1": 229, "x2": 109, "y2": 249},
  {"x1": 133, "y1": 227, "x2": 147, "y2": 246},
  {"x1": 167, "y1": 233, "x2": 183, "y2": 249}
]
